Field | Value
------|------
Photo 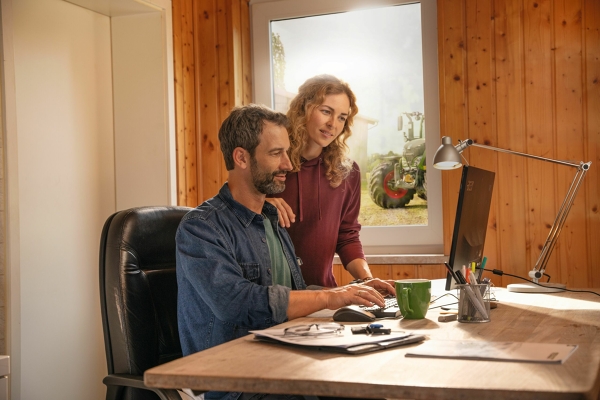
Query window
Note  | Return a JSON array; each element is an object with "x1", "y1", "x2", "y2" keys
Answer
[{"x1": 251, "y1": 0, "x2": 442, "y2": 255}]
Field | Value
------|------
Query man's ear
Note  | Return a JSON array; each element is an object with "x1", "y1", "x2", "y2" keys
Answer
[{"x1": 233, "y1": 147, "x2": 249, "y2": 170}]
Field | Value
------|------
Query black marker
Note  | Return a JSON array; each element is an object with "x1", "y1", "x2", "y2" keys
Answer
[
  {"x1": 444, "y1": 262, "x2": 460, "y2": 284},
  {"x1": 454, "y1": 269, "x2": 467, "y2": 285}
]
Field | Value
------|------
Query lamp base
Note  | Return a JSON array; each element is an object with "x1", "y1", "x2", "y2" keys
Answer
[{"x1": 507, "y1": 282, "x2": 566, "y2": 293}]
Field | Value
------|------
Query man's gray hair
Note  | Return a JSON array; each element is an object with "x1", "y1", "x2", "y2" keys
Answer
[{"x1": 219, "y1": 104, "x2": 289, "y2": 170}]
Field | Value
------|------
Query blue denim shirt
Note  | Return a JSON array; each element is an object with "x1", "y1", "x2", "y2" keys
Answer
[{"x1": 176, "y1": 183, "x2": 307, "y2": 400}]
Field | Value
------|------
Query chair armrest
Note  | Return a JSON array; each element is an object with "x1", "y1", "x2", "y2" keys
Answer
[{"x1": 103, "y1": 374, "x2": 182, "y2": 400}]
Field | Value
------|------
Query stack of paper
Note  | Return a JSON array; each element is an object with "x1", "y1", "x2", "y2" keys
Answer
[{"x1": 251, "y1": 326, "x2": 425, "y2": 355}]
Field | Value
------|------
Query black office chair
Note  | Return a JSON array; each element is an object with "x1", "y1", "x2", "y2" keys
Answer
[{"x1": 99, "y1": 206, "x2": 192, "y2": 400}]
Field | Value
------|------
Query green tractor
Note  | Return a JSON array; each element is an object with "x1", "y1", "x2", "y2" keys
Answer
[{"x1": 368, "y1": 111, "x2": 427, "y2": 208}]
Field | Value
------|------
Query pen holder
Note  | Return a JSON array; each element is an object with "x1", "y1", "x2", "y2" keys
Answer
[{"x1": 457, "y1": 284, "x2": 491, "y2": 323}]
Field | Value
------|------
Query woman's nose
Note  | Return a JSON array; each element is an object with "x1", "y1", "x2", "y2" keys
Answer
[{"x1": 326, "y1": 116, "x2": 334, "y2": 128}]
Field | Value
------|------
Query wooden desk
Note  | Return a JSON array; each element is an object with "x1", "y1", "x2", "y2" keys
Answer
[{"x1": 145, "y1": 288, "x2": 600, "y2": 399}]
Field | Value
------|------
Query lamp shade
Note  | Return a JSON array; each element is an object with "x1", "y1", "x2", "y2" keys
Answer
[{"x1": 433, "y1": 136, "x2": 462, "y2": 169}]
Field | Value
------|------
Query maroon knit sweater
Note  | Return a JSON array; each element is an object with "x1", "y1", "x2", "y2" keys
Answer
[{"x1": 276, "y1": 155, "x2": 365, "y2": 287}]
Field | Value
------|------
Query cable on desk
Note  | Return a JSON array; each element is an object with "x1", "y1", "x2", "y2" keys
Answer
[
  {"x1": 429, "y1": 302, "x2": 458, "y2": 310},
  {"x1": 479, "y1": 268, "x2": 600, "y2": 297},
  {"x1": 428, "y1": 292, "x2": 459, "y2": 310}
]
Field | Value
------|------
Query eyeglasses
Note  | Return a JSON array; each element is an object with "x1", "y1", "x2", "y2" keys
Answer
[{"x1": 283, "y1": 323, "x2": 345, "y2": 337}]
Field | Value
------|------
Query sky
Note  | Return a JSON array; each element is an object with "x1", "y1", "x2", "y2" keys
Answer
[{"x1": 271, "y1": 3, "x2": 425, "y2": 156}]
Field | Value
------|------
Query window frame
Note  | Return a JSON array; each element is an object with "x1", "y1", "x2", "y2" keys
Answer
[{"x1": 250, "y1": 0, "x2": 443, "y2": 255}]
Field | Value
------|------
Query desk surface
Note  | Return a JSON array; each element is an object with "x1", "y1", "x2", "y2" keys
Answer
[{"x1": 145, "y1": 288, "x2": 600, "y2": 399}]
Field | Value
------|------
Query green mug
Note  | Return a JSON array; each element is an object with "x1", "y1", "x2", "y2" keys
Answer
[{"x1": 395, "y1": 279, "x2": 431, "y2": 319}]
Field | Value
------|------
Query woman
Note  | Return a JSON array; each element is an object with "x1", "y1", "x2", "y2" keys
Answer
[{"x1": 268, "y1": 74, "x2": 374, "y2": 287}]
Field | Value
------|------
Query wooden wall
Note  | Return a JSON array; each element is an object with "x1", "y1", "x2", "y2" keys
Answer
[
  {"x1": 172, "y1": 0, "x2": 252, "y2": 207},
  {"x1": 333, "y1": 264, "x2": 448, "y2": 286},
  {"x1": 437, "y1": 0, "x2": 599, "y2": 288},
  {"x1": 172, "y1": 0, "x2": 600, "y2": 288}
]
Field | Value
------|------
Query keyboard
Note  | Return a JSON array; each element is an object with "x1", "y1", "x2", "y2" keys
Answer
[{"x1": 361, "y1": 296, "x2": 401, "y2": 319}]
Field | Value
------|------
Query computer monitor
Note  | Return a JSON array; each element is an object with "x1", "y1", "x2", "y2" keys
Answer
[{"x1": 446, "y1": 165, "x2": 495, "y2": 290}]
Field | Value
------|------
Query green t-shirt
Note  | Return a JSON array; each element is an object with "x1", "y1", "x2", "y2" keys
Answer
[{"x1": 262, "y1": 216, "x2": 292, "y2": 288}]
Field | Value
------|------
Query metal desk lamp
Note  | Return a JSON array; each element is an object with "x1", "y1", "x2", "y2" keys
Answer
[{"x1": 433, "y1": 136, "x2": 591, "y2": 293}]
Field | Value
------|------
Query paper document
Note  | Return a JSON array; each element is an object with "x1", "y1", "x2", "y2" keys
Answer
[
  {"x1": 405, "y1": 340, "x2": 578, "y2": 364},
  {"x1": 251, "y1": 326, "x2": 425, "y2": 355}
]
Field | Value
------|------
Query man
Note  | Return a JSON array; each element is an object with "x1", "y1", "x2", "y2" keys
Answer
[{"x1": 176, "y1": 104, "x2": 394, "y2": 400}]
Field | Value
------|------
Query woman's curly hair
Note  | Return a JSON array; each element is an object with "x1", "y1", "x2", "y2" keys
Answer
[{"x1": 287, "y1": 74, "x2": 359, "y2": 188}]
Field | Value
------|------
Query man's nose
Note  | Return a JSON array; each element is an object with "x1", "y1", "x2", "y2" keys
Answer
[{"x1": 281, "y1": 151, "x2": 293, "y2": 171}]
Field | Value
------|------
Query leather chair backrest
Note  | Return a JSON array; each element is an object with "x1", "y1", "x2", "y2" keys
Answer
[{"x1": 100, "y1": 206, "x2": 191, "y2": 379}]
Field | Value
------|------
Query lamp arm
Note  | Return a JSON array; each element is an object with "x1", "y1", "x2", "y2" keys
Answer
[
  {"x1": 460, "y1": 139, "x2": 582, "y2": 168},
  {"x1": 533, "y1": 163, "x2": 590, "y2": 277},
  {"x1": 458, "y1": 138, "x2": 592, "y2": 282}
]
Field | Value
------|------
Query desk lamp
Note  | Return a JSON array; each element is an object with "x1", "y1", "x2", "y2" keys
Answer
[{"x1": 433, "y1": 136, "x2": 591, "y2": 293}]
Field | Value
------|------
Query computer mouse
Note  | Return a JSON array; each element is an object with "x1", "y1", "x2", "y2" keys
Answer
[{"x1": 333, "y1": 305, "x2": 376, "y2": 322}]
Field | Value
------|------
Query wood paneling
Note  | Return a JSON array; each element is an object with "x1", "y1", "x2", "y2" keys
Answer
[
  {"x1": 554, "y1": 0, "x2": 588, "y2": 286},
  {"x1": 172, "y1": 0, "x2": 252, "y2": 205},
  {"x1": 172, "y1": 0, "x2": 198, "y2": 207},
  {"x1": 438, "y1": 0, "x2": 599, "y2": 288},
  {"x1": 523, "y1": 0, "x2": 557, "y2": 278},
  {"x1": 465, "y1": 0, "x2": 500, "y2": 280},
  {"x1": 173, "y1": 0, "x2": 599, "y2": 288},
  {"x1": 584, "y1": 0, "x2": 600, "y2": 284},
  {"x1": 495, "y1": 0, "x2": 527, "y2": 283},
  {"x1": 438, "y1": 0, "x2": 469, "y2": 258},
  {"x1": 333, "y1": 264, "x2": 449, "y2": 285}
]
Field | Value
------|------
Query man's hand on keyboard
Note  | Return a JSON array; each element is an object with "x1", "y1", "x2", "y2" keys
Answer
[
  {"x1": 323, "y1": 284, "x2": 386, "y2": 309},
  {"x1": 361, "y1": 278, "x2": 396, "y2": 297}
]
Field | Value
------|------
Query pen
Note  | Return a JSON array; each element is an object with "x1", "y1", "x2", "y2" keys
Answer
[
  {"x1": 465, "y1": 270, "x2": 489, "y2": 319},
  {"x1": 463, "y1": 283, "x2": 489, "y2": 319},
  {"x1": 444, "y1": 262, "x2": 460, "y2": 283},
  {"x1": 477, "y1": 256, "x2": 487, "y2": 282},
  {"x1": 470, "y1": 261, "x2": 478, "y2": 283},
  {"x1": 481, "y1": 256, "x2": 488, "y2": 270},
  {"x1": 454, "y1": 269, "x2": 467, "y2": 285}
]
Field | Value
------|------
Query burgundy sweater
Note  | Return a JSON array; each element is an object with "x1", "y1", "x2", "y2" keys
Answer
[{"x1": 277, "y1": 155, "x2": 365, "y2": 287}]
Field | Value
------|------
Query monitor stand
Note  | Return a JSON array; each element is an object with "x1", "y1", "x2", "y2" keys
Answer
[{"x1": 507, "y1": 282, "x2": 566, "y2": 293}]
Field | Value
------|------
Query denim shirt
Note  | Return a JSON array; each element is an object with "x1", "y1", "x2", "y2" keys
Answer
[{"x1": 176, "y1": 183, "x2": 307, "y2": 400}]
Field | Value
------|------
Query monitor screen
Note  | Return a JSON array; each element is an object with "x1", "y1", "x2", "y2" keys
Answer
[{"x1": 446, "y1": 166, "x2": 495, "y2": 290}]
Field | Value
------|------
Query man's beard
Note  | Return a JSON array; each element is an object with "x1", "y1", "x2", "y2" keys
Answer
[{"x1": 250, "y1": 156, "x2": 287, "y2": 195}]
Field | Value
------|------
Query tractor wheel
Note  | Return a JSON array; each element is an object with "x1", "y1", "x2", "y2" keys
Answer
[{"x1": 368, "y1": 161, "x2": 415, "y2": 208}]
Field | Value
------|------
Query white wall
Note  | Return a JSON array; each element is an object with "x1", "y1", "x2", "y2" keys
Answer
[
  {"x1": 3, "y1": 0, "x2": 175, "y2": 397},
  {"x1": 112, "y1": 12, "x2": 172, "y2": 210},
  {"x1": 6, "y1": 0, "x2": 115, "y2": 398}
]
